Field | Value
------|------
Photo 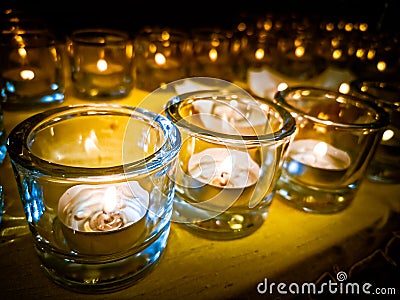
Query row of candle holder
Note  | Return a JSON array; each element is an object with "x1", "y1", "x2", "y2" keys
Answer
[
  {"x1": 5, "y1": 78, "x2": 394, "y2": 292},
  {"x1": 2, "y1": 18, "x2": 400, "y2": 109}
]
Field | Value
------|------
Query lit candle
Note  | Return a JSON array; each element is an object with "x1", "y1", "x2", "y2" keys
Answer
[
  {"x1": 82, "y1": 58, "x2": 126, "y2": 88},
  {"x1": 188, "y1": 148, "x2": 259, "y2": 189},
  {"x1": 2, "y1": 67, "x2": 51, "y2": 96},
  {"x1": 284, "y1": 139, "x2": 351, "y2": 185},
  {"x1": 174, "y1": 147, "x2": 260, "y2": 211},
  {"x1": 58, "y1": 181, "x2": 149, "y2": 255}
]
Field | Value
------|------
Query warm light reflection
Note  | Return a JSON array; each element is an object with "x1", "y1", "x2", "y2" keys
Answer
[
  {"x1": 382, "y1": 129, "x2": 394, "y2": 141},
  {"x1": 313, "y1": 142, "x2": 328, "y2": 158},
  {"x1": 277, "y1": 82, "x2": 288, "y2": 91},
  {"x1": 96, "y1": 59, "x2": 108, "y2": 72},
  {"x1": 84, "y1": 130, "x2": 100, "y2": 153},
  {"x1": 339, "y1": 83, "x2": 350, "y2": 94},
  {"x1": 20, "y1": 69, "x2": 35, "y2": 80},
  {"x1": 155, "y1": 52, "x2": 166, "y2": 65}
]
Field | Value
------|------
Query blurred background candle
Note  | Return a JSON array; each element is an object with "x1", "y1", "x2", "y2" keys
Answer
[
  {"x1": 68, "y1": 28, "x2": 134, "y2": 99},
  {"x1": 0, "y1": 30, "x2": 65, "y2": 109},
  {"x1": 133, "y1": 27, "x2": 190, "y2": 92},
  {"x1": 349, "y1": 79, "x2": 400, "y2": 183}
]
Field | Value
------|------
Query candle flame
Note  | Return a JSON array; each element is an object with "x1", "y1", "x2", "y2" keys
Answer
[
  {"x1": 103, "y1": 185, "x2": 117, "y2": 213},
  {"x1": 209, "y1": 48, "x2": 218, "y2": 62},
  {"x1": 313, "y1": 142, "x2": 328, "y2": 157},
  {"x1": 220, "y1": 155, "x2": 232, "y2": 174},
  {"x1": 19, "y1": 69, "x2": 35, "y2": 80},
  {"x1": 96, "y1": 59, "x2": 108, "y2": 72},
  {"x1": 155, "y1": 52, "x2": 166, "y2": 65}
]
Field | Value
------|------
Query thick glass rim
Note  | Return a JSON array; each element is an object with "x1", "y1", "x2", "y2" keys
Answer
[
  {"x1": 165, "y1": 90, "x2": 296, "y2": 146},
  {"x1": 274, "y1": 86, "x2": 390, "y2": 130},
  {"x1": 350, "y1": 79, "x2": 400, "y2": 109},
  {"x1": 6, "y1": 104, "x2": 181, "y2": 178},
  {"x1": 70, "y1": 28, "x2": 130, "y2": 46}
]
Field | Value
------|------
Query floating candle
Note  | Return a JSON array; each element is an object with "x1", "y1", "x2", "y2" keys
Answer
[{"x1": 58, "y1": 181, "x2": 149, "y2": 254}]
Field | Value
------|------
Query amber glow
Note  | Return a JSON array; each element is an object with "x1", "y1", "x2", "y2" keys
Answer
[
  {"x1": 209, "y1": 49, "x2": 218, "y2": 62},
  {"x1": 382, "y1": 129, "x2": 394, "y2": 141},
  {"x1": 155, "y1": 52, "x2": 166, "y2": 65},
  {"x1": 19, "y1": 69, "x2": 35, "y2": 80},
  {"x1": 96, "y1": 59, "x2": 108, "y2": 72}
]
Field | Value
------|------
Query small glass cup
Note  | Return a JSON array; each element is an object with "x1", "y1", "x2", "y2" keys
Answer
[
  {"x1": 0, "y1": 30, "x2": 65, "y2": 109},
  {"x1": 349, "y1": 79, "x2": 400, "y2": 183},
  {"x1": 133, "y1": 27, "x2": 190, "y2": 92},
  {"x1": 6, "y1": 104, "x2": 181, "y2": 292},
  {"x1": 273, "y1": 86, "x2": 390, "y2": 214},
  {"x1": 67, "y1": 28, "x2": 134, "y2": 99},
  {"x1": 165, "y1": 83, "x2": 296, "y2": 240},
  {"x1": 187, "y1": 29, "x2": 234, "y2": 80}
]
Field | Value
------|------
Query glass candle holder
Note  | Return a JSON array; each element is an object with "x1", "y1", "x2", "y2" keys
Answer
[
  {"x1": 67, "y1": 28, "x2": 134, "y2": 99},
  {"x1": 133, "y1": 27, "x2": 190, "y2": 92},
  {"x1": 349, "y1": 79, "x2": 400, "y2": 183},
  {"x1": 165, "y1": 88, "x2": 296, "y2": 240},
  {"x1": 273, "y1": 86, "x2": 390, "y2": 214},
  {"x1": 6, "y1": 104, "x2": 181, "y2": 293},
  {"x1": 0, "y1": 30, "x2": 65, "y2": 109},
  {"x1": 187, "y1": 29, "x2": 235, "y2": 82}
]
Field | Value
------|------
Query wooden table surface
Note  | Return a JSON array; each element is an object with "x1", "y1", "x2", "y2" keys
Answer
[{"x1": 1, "y1": 85, "x2": 400, "y2": 300}]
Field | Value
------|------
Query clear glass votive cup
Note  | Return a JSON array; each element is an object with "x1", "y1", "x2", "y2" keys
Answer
[
  {"x1": 273, "y1": 86, "x2": 390, "y2": 214},
  {"x1": 349, "y1": 79, "x2": 400, "y2": 183},
  {"x1": 133, "y1": 27, "x2": 190, "y2": 92},
  {"x1": 6, "y1": 104, "x2": 181, "y2": 293},
  {"x1": 68, "y1": 28, "x2": 134, "y2": 99},
  {"x1": 0, "y1": 30, "x2": 65, "y2": 109},
  {"x1": 165, "y1": 89, "x2": 296, "y2": 239}
]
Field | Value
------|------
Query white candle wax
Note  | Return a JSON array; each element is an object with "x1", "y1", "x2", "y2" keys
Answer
[
  {"x1": 192, "y1": 100, "x2": 268, "y2": 135},
  {"x1": 2, "y1": 67, "x2": 51, "y2": 96},
  {"x1": 188, "y1": 148, "x2": 260, "y2": 189},
  {"x1": 284, "y1": 139, "x2": 351, "y2": 185},
  {"x1": 58, "y1": 181, "x2": 149, "y2": 254},
  {"x1": 289, "y1": 139, "x2": 351, "y2": 170},
  {"x1": 80, "y1": 60, "x2": 126, "y2": 89}
]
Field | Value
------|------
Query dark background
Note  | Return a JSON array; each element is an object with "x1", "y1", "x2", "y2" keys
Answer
[{"x1": 1, "y1": 0, "x2": 400, "y2": 38}]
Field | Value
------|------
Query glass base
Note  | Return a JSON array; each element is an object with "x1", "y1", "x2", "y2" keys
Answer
[
  {"x1": 275, "y1": 177, "x2": 358, "y2": 214},
  {"x1": 366, "y1": 162, "x2": 400, "y2": 184},
  {"x1": 36, "y1": 224, "x2": 170, "y2": 294},
  {"x1": 172, "y1": 196, "x2": 269, "y2": 240}
]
